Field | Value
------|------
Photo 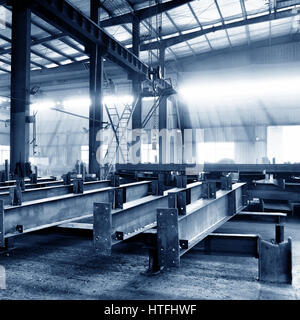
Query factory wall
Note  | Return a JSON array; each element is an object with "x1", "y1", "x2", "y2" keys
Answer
[
  {"x1": 177, "y1": 40, "x2": 300, "y2": 164},
  {"x1": 202, "y1": 126, "x2": 268, "y2": 164},
  {"x1": 32, "y1": 108, "x2": 89, "y2": 177}
]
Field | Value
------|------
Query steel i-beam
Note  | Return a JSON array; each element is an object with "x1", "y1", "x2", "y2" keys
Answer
[
  {"x1": 0, "y1": 180, "x2": 111, "y2": 205},
  {"x1": 0, "y1": 186, "x2": 115, "y2": 248},
  {"x1": 93, "y1": 181, "x2": 215, "y2": 255},
  {"x1": 156, "y1": 182, "x2": 248, "y2": 267}
]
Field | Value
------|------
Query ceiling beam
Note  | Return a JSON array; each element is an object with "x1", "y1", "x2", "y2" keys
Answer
[
  {"x1": 187, "y1": 2, "x2": 213, "y2": 51},
  {"x1": 172, "y1": 32, "x2": 300, "y2": 67},
  {"x1": 140, "y1": 7, "x2": 299, "y2": 51},
  {"x1": 239, "y1": 0, "x2": 251, "y2": 45},
  {"x1": 213, "y1": 0, "x2": 232, "y2": 48},
  {"x1": 0, "y1": 32, "x2": 60, "y2": 67},
  {"x1": 26, "y1": 0, "x2": 150, "y2": 76},
  {"x1": 100, "y1": 0, "x2": 193, "y2": 27}
]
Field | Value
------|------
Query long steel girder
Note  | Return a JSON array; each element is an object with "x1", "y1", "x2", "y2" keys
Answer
[
  {"x1": 157, "y1": 182, "x2": 247, "y2": 267},
  {"x1": 93, "y1": 181, "x2": 215, "y2": 255},
  {"x1": 24, "y1": 0, "x2": 148, "y2": 76},
  {"x1": 248, "y1": 181, "x2": 300, "y2": 202},
  {"x1": 0, "y1": 176, "x2": 57, "y2": 187},
  {"x1": 0, "y1": 180, "x2": 110, "y2": 205},
  {"x1": 0, "y1": 187, "x2": 113, "y2": 247},
  {"x1": 0, "y1": 180, "x2": 152, "y2": 247},
  {"x1": 0, "y1": 180, "x2": 66, "y2": 193},
  {"x1": 116, "y1": 163, "x2": 300, "y2": 174}
]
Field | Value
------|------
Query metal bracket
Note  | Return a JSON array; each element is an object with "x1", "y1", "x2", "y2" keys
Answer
[
  {"x1": 16, "y1": 179, "x2": 25, "y2": 191},
  {"x1": 152, "y1": 180, "x2": 158, "y2": 195},
  {"x1": 62, "y1": 173, "x2": 71, "y2": 185},
  {"x1": 115, "y1": 188, "x2": 123, "y2": 209},
  {"x1": 108, "y1": 189, "x2": 114, "y2": 209},
  {"x1": 73, "y1": 178, "x2": 84, "y2": 194},
  {"x1": 201, "y1": 182, "x2": 216, "y2": 199},
  {"x1": 220, "y1": 175, "x2": 232, "y2": 190},
  {"x1": 176, "y1": 175, "x2": 187, "y2": 188},
  {"x1": 168, "y1": 192, "x2": 186, "y2": 215},
  {"x1": 227, "y1": 190, "x2": 236, "y2": 216},
  {"x1": 179, "y1": 239, "x2": 189, "y2": 250},
  {"x1": 30, "y1": 173, "x2": 38, "y2": 184},
  {"x1": 110, "y1": 175, "x2": 120, "y2": 187},
  {"x1": 0, "y1": 171, "x2": 5, "y2": 182},
  {"x1": 152, "y1": 180, "x2": 164, "y2": 196},
  {"x1": 157, "y1": 208, "x2": 180, "y2": 268},
  {"x1": 259, "y1": 237, "x2": 292, "y2": 284},
  {"x1": 93, "y1": 202, "x2": 112, "y2": 256},
  {"x1": 16, "y1": 225, "x2": 24, "y2": 233},
  {"x1": 9, "y1": 186, "x2": 22, "y2": 206},
  {"x1": 115, "y1": 231, "x2": 124, "y2": 241}
]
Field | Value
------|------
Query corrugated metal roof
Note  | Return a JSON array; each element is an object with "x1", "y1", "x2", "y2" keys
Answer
[{"x1": 0, "y1": 0, "x2": 298, "y2": 72}]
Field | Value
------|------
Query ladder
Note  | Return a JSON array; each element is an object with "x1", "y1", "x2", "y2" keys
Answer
[{"x1": 103, "y1": 98, "x2": 139, "y2": 179}]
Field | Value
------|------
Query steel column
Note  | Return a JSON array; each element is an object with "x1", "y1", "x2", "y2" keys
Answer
[
  {"x1": 159, "y1": 46, "x2": 167, "y2": 164},
  {"x1": 132, "y1": 16, "x2": 142, "y2": 163},
  {"x1": 89, "y1": 1, "x2": 103, "y2": 174},
  {"x1": 10, "y1": 1, "x2": 31, "y2": 176}
]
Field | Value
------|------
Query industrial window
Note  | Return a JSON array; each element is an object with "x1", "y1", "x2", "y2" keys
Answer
[
  {"x1": 81, "y1": 145, "x2": 89, "y2": 165},
  {"x1": 0, "y1": 145, "x2": 9, "y2": 165},
  {"x1": 197, "y1": 142, "x2": 235, "y2": 163},
  {"x1": 268, "y1": 126, "x2": 300, "y2": 164}
]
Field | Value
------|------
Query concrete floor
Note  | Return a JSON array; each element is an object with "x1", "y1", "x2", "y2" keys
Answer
[{"x1": 0, "y1": 217, "x2": 299, "y2": 300}]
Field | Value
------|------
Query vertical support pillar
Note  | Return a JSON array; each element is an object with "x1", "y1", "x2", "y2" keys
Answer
[
  {"x1": 159, "y1": 46, "x2": 167, "y2": 164},
  {"x1": 132, "y1": 16, "x2": 142, "y2": 163},
  {"x1": 89, "y1": 1, "x2": 103, "y2": 174},
  {"x1": 10, "y1": 2, "x2": 31, "y2": 177},
  {"x1": 93, "y1": 202, "x2": 112, "y2": 256},
  {"x1": 157, "y1": 208, "x2": 180, "y2": 268},
  {"x1": 0, "y1": 200, "x2": 4, "y2": 248},
  {"x1": 276, "y1": 224, "x2": 284, "y2": 244},
  {"x1": 4, "y1": 160, "x2": 8, "y2": 181}
]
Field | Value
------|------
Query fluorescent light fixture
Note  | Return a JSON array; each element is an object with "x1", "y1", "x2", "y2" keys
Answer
[
  {"x1": 45, "y1": 63, "x2": 58, "y2": 69},
  {"x1": 31, "y1": 100, "x2": 56, "y2": 110},
  {"x1": 61, "y1": 59, "x2": 73, "y2": 65},
  {"x1": 75, "y1": 55, "x2": 89, "y2": 61}
]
